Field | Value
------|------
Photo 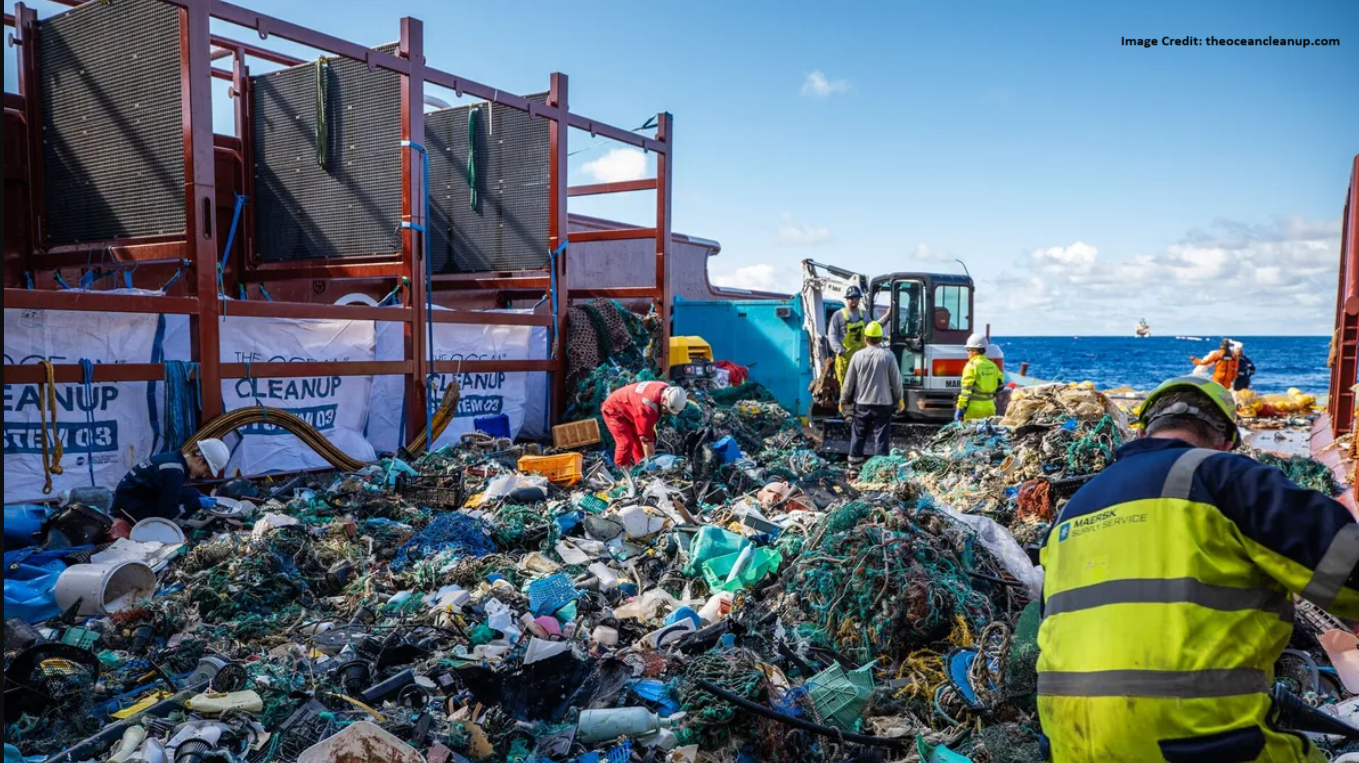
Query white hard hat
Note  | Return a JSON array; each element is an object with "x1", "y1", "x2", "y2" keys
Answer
[
  {"x1": 966, "y1": 333, "x2": 989, "y2": 350},
  {"x1": 661, "y1": 386, "x2": 689, "y2": 415},
  {"x1": 195, "y1": 439, "x2": 231, "y2": 477}
]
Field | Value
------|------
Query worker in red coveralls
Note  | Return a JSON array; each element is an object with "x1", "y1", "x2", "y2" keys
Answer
[{"x1": 601, "y1": 381, "x2": 689, "y2": 467}]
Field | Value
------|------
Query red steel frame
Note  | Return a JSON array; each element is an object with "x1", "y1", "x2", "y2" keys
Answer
[
  {"x1": 2, "y1": 0, "x2": 675, "y2": 443},
  {"x1": 1328, "y1": 154, "x2": 1359, "y2": 437}
]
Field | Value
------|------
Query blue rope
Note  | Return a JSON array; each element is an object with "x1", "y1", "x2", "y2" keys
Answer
[
  {"x1": 258, "y1": 284, "x2": 274, "y2": 302},
  {"x1": 218, "y1": 194, "x2": 249, "y2": 301},
  {"x1": 79, "y1": 359, "x2": 97, "y2": 486},
  {"x1": 55, "y1": 271, "x2": 72, "y2": 290},
  {"x1": 162, "y1": 361, "x2": 201, "y2": 453},
  {"x1": 159, "y1": 263, "x2": 187, "y2": 293}
]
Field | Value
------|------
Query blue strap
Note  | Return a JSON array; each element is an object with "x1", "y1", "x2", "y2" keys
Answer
[
  {"x1": 160, "y1": 263, "x2": 187, "y2": 293},
  {"x1": 123, "y1": 268, "x2": 134, "y2": 291},
  {"x1": 238, "y1": 284, "x2": 248, "y2": 301},
  {"x1": 258, "y1": 284, "x2": 274, "y2": 302},
  {"x1": 25, "y1": 272, "x2": 35, "y2": 290},
  {"x1": 54, "y1": 272, "x2": 72, "y2": 290},
  {"x1": 218, "y1": 194, "x2": 249, "y2": 299},
  {"x1": 80, "y1": 269, "x2": 96, "y2": 290},
  {"x1": 548, "y1": 239, "x2": 568, "y2": 355},
  {"x1": 80, "y1": 359, "x2": 97, "y2": 486}
]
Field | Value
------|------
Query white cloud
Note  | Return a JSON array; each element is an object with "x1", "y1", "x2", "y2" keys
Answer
[
  {"x1": 778, "y1": 222, "x2": 832, "y2": 248},
  {"x1": 982, "y1": 217, "x2": 1341, "y2": 335},
  {"x1": 801, "y1": 70, "x2": 850, "y2": 98},
  {"x1": 580, "y1": 149, "x2": 648, "y2": 183},
  {"x1": 711, "y1": 264, "x2": 799, "y2": 295},
  {"x1": 913, "y1": 243, "x2": 951, "y2": 263}
]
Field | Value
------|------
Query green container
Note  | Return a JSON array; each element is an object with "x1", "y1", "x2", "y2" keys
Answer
[{"x1": 807, "y1": 661, "x2": 876, "y2": 731}]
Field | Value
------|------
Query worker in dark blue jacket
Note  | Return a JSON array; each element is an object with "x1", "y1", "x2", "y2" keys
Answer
[
  {"x1": 1039, "y1": 377, "x2": 1357, "y2": 763},
  {"x1": 112, "y1": 439, "x2": 231, "y2": 523}
]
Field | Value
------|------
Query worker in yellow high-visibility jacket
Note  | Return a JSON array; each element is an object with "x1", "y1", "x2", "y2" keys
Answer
[
  {"x1": 1039, "y1": 376, "x2": 1358, "y2": 763},
  {"x1": 954, "y1": 334, "x2": 1002, "y2": 422}
]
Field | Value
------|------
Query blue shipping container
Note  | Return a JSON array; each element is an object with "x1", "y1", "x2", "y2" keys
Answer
[{"x1": 672, "y1": 297, "x2": 813, "y2": 418}]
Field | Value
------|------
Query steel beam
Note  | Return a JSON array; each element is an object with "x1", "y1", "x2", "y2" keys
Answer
[
  {"x1": 3, "y1": 288, "x2": 200, "y2": 315},
  {"x1": 569, "y1": 179, "x2": 657, "y2": 198},
  {"x1": 655, "y1": 112, "x2": 674, "y2": 371},
  {"x1": 245, "y1": 261, "x2": 406, "y2": 282},
  {"x1": 17, "y1": 5, "x2": 45, "y2": 253},
  {"x1": 567, "y1": 114, "x2": 664, "y2": 154},
  {"x1": 1330, "y1": 155, "x2": 1359, "y2": 437},
  {"x1": 432, "y1": 360, "x2": 558, "y2": 375},
  {"x1": 225, "y1": 300, "x2": 411, "y2": 323},
  {"x1": 4, "y1": 13, "x2": 15, "y2": 26},
  {"x1": 220, "y1": 361, "x2": 412, "y2": 379},
  {"x1": 182, "y1": 0, "x2": 224, "y2": 419},
  {"x1": 400, "y1": 17, "x2": 429, "y2": 444},
  {"x1": 208, "y1": 0, "x2": 410, "y2": 75},
  {"x1": 572, "y1": 228, "x2": 658, "y2": 243},
  {"x1": 572, "y1": 288, "x2": 660, "y2": 301},
  {"x1": 430, "y1": 311, "x2": 554, "y2": 328},
  {"x1": 434, "y1": 275, "x2": 550, "y2": 291},
  {"x1": 548, "y1": 72, "x2": 570, "y2": 424},
  {"x1": 4, "y1": 363, "x2": 167, "y2": 385}
]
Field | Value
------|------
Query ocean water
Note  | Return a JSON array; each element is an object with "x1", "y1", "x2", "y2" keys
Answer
[{"x1": 993, "y1": 336, "x2": 1331, "y2": 395}]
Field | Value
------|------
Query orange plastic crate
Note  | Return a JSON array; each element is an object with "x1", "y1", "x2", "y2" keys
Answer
[
  {"x1": 518, "y1": 453, "x2": 585, "y2": 487},
  {"x1": 553, "y1": 419, "x2": 602, "y2": 450}
]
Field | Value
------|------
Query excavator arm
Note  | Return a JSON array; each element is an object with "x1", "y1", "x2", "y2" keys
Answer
[{"x1": 801, "y1": 259, "x2": 870, "y2": 390}]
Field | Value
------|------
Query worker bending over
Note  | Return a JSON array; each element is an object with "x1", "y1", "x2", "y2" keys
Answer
[
  {"x1": 601, "y1": 382, "x2": 688, "y2": 468},
  {"x1": 1038, "y1": 377, "x2": 1357, "y2": 763},
  {"x1": 955, "y1": 334, "x2": 1002, "y2": 422},
  {"x1": 839, "y1": 321, "x2": 903, "y2": 466},
  {"x1": 829, "y1": 286, "x2": 869, "y2": 383},
  {"x1": 113, "y1": 439, "x2": 231, "y2": 524}
]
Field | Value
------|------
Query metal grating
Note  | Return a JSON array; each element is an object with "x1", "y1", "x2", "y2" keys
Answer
[
  {"x1": 252, "y1": 50, "x2": 403, "y2": 261},
  {"x1": 425, "y1": 95, "x2": 550, "y2": 274},
  {"x1": 38, "y1": 0, "x2": 185, "y2": 246}
]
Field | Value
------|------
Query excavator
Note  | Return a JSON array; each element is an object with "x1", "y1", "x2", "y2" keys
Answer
[{"x1": 801, "y1": 260, "x2": 1006, "y2": 453}]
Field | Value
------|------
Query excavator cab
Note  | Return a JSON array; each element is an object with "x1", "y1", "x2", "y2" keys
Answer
[{"x1": 802, "y1": 260, "x2": 1003, "y2": 454}]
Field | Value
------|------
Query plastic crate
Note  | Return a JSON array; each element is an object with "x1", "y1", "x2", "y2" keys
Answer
[
  {"x1": 518, "y1": 453, "x2": 584, "y2": 487},
  {"x1": 528, "y1": 573, "x2": 579, "y2": 616},
  {"x1": 395, "y1": 475, "x2": 465, "y2": 509},
  {"x1": 807, "y1": 662, "x2": 876, "y2": 731},
  {"x1": 552, "y1": 419, "x2": 602, "y2": 450}
]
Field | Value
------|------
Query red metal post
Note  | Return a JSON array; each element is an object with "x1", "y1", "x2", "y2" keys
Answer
[
  {"x1": 1331, "y1": 155, "x2": 1359, "y2": 436},
  {"x1": 400, "y1": 17, "x2": 429, "y2": 442},
  {"x1": 16, "y1": 5, "x2": 45, "y2": 256},
  {"x1": 655, "y1": 112, "x2": 674, "y2": 373},
  {"x1": 182, "y1": 0, "x2": 223, "y2": 419},
  {"x1": 232, "y1": 46, "x2": 256, "y2": 289},
  {"x1": 548, "y1": 73, "x2": 570, "y2": 424}
]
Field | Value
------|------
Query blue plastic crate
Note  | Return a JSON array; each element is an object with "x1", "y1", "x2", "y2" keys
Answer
[{"x1": 528, "y1": 573, "x2": 579, "y2": 617}]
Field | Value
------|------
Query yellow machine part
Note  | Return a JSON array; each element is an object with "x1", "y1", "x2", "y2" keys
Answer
[{"x1": 669, "y1": 336, "x2": 714, "y2": 367}]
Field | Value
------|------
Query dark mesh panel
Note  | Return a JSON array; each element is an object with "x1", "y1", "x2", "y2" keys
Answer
[
  {"x1": 426, "y1": 95, "x2": 549, "y2": 273},
  {"x1": 252, "y1": 51, "x2": 402, "y2": 261},
  {"x1": 38, "y1": 0, "x2": 185, "y2": 245}
]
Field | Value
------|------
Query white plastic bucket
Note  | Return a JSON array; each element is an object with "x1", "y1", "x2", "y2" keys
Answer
[
  {"x1": 55, "y1": 561, "x2": 157, "y2": 617},
  {"x1": 130, "y1": 518, "x2": 186, "y2": 546}
]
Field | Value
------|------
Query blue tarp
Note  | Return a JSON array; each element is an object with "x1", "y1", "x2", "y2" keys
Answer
[{"x1": 4, "y1": 546, "x2": 91, "y2": 624}]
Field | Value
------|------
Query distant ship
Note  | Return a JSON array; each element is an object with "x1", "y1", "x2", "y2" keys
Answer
[{"x1": 1135, "y1": 319, "x2": 1151, "y2": 338}]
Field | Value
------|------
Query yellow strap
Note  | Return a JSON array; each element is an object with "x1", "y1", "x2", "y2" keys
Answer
[{"x1": 38, "y1": 359, "x2": 65, "y2": 494}]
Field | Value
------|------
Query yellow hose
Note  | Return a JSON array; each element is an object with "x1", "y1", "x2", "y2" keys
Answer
[{"x1": 185, "y1": 381, "x2": 460, "y2": 472}]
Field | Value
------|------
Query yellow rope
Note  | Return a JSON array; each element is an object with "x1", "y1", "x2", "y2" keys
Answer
[{"x1": 38, "y1": 360, "x2": 65, "y2": 494}]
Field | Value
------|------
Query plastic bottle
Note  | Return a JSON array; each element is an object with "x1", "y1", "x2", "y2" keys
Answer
[
  {"x1": 576, "y1": 709, "x2": 679, "y2": 744},
  {"x1": 591, "y1": 626, "x2": 620, "y2": 648},
  {"x1": 130, "y1": 739, "x2": 167, "y2": 763},
  {"x1": 588, "y1": 563, "x2": 621, "y2": 591},
  {"x1": 698, "y1": 592, "x2": 735, "y2": 625},
  {"x1": 107, "y1": 726, "x2": 148, "y2": 763}
]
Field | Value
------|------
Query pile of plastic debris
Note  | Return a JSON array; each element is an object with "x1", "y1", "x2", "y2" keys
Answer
[{"x1": 4, "y1": 313, "x2": 1354, "y2": 763}]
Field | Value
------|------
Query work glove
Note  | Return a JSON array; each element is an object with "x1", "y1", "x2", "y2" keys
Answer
[
  {"x1": 897, "y1": 399, "x2": 906, "y2": 414},
  {"x1": 198, "y1": 496, "x2": 217, "y2": 511},
  {"x1": 954, "y1": 409, "x2": 965, "y2": 423}
]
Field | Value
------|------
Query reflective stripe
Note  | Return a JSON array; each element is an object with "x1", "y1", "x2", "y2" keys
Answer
[
  {"x1": 1301, "y1": 523, "x2": 1359, "y2": 609},
  {"x1": 1045, "y1": 578, "x2": 1292, "y2": 619},
  {"x1": 1038, "y1": 668, "x2": 1268, "y2": 699},
  {"x1": 159, "y1": 462, "x2": 184, "y2": 472},
  {"x1": 1161, "y1": 448, "x2": 1217, "y2": 500}
]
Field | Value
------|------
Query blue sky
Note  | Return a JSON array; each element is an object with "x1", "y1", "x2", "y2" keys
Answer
[{"x1": 7, "y1": 0, "x2": 1355, "y2": 335}]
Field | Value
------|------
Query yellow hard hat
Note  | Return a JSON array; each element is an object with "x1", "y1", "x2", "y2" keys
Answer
[
  {"x1": 1138, "y1": 377, "x2": 1240, "y2": 449},
  {"x1": 864, "y1": 321, "x2": 884, "y2": 339}
]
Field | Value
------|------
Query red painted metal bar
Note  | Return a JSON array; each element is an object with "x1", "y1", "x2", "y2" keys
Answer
[
  {"x1": 433, "y1": 360, "x2": 558, "y2": 375},
  {"x1": 572, "y1": 288, "x2": 660, "y2": 301},
  {"x1": 208, "y1": 0, "x2": 410, "y2": 75},
  {"x1": 1330, "y1": 155, "x2": 1359, "y2": 436},
  {"x1": 36, "y1": 244, "x2": 190, "y2": 267},
  {"x1": 572, "y1": 228, "x2": 659, "y2": 243},
  {"x1": 245, "y1": 261, "x2": 406, "y2": 282},
  {"x1": 211, "y1": 67, "x2": 232, "y2": 81},
  {"x1": 568, "y1": 115, "x2": 665, "y2": 154},
  {"x1": 548, "y1": 73, "x2": 570, "y2": 424},
  {"x1": 4, "y1": 93, "x2": 23, "y2": 112},
  {"x1": 655, "y1": 112, "x2": 674, "y2": 371},
  {"x1": 182, "y1": 0, "x2": 224, "y2": 419},
  {"x1": 220, "y1": 361, "x2": 412, "y2": 379},
  {"x1": 211, "y1": 36, "x2": 303, "y2": 68},
  {"x1": 4, "y1": 12, "x2": 15, "y2": 26},
  {"x1": 430, "y1": 311, "x2": 553, "y2": 328},
  {"x1": 3, "y1": 288, "x2": 200, "y2": 314},
  {"x1": 435, "y1": 275, "x2": 550, "y2": 291},
  {"x1": 233, "y1": 46, "x2": 256, "y2": 276},
  {"x1": 400, "y1": 17, "x2": 430, "y2": 444},
  {"x1": 4, "y1": 364, "x2": 167, "y2": 385},
  {"x1": 225, "y1": 300, "x2": 411, "y2": 323},
  {"x1": 17, "y1": 5, "x2": 46, "y2": 253},
  {"x1": 423, "y1": 69, "x2": 552, "y2": 118},
  {"x1": 568, "y1": 179, "x2": 657, "y2": 198}
]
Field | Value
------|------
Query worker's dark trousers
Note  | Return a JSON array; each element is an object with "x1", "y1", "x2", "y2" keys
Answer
[{"x1": 850, "y1": 404, "x2": 894, "y2": 459}]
